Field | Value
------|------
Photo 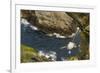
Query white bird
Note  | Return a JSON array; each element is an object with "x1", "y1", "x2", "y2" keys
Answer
[{"x1": 67, "y1": 42, "x2": 76, "y2": 50}]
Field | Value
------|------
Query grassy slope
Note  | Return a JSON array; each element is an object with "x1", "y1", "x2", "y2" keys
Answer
[{"x1": 21, "y1": 44, "x2": 49, "y2": 63}]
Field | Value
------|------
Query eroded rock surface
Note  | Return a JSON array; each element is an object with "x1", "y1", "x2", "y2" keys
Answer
[{"x1": 21, "y1": 10, "x2": 77, "y2": 36}]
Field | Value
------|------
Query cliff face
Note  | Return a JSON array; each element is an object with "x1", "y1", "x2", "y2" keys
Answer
[
  {"x1": 35, "y1": 11, "x2": 77, "y2": 35},
  {"x1": 21, "y1": 10, "x2": 77, "y2": 36}
]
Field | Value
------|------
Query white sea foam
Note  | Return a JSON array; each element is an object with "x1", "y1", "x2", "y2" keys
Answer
[
  {"x1": 21, "y1": 18, "x2": 30, "y2": 26},
  {"x1": 38, "y1": 51, "x2": 45, "y2": 56},
  {"x1": 68, "y1": 33, "x2": 76, "y2": 38},
  {"x1": 46, "y1": 27, "x2": 80, "y2": 38},
  {"x1": 21, "y1": 18, "x2": 39, "y2": 31},
  {"x1": 68, "y1": 27, "x2": 81, "y2": 38},
  {"x1": 49, "y1": 54, "x2": 57, "y2": 61},
  {"x1": 53, "y1": 33, "x2": 66, "y2": 38},
  {"x1": 47, "y1": 33, "x2": 66, "y2": 38},
  {"x1": 45, "y1": 54, "x2": 50, "y2": 59},
  {"x1": 46, "y1": 51, "x2": 57, "y2": 61},
  {"x1": 38, "y1": 50, "x2": 57, "y2": 61},
  {"x1": 30, "y1": 25, "x2": 38, "y2": 30}
]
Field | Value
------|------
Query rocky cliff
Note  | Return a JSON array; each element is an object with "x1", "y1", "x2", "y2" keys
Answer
[{"x1": 21, "y1": 10, "x2": 77, "y2": 36}]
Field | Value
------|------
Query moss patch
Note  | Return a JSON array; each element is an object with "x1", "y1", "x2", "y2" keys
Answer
[{"x1": 21, "y1": 44, "x2": 49, "y2": 63}]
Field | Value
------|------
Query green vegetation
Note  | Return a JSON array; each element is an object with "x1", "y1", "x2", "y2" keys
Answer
[
  {"x1": 79, "y1": 31, "x2": 90, "y2": 60},
  {"x1": 21, "y1": 44, "x2": 49, "y2": 63},
  {"x1": 67, "y1": 56, "x2": 78, "y2": 61}
]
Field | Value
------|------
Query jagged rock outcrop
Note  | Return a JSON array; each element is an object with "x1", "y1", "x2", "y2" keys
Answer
[
  {"x1": 21, "y1": 10, "x2": 77, "y2": 36},
  {"x1": 66, "y1": 12, "x2": 89, "y2": 31}
]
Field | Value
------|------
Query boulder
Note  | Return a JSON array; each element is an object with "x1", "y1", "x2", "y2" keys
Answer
[{"x1": 21, "y1": 10, "x2": 77, "y2": 36}]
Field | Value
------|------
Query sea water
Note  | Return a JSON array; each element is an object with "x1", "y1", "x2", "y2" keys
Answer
[{"x1": 21, "y1": 24, "x2": 81, "y2": 61}]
